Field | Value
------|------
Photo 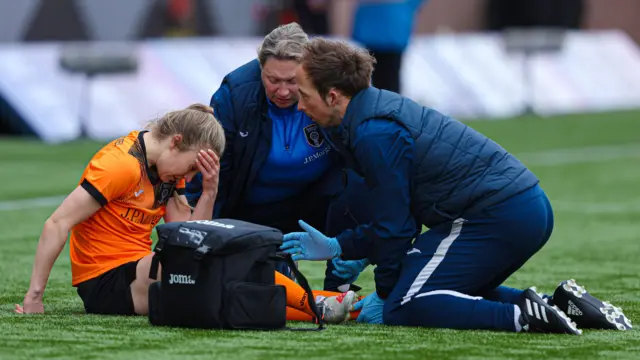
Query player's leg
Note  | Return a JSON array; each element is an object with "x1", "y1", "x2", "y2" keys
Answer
[
  {"x1": 76, "y1": 259, "x2": 141, "y2": 315},
  {"x1": 130, "y1": 252, "x2": 159, "y2": 315},
  {"x1": 286, "y1": 307, "x2": 314, "y2": 322},
  {"x1": 384, "y1": 185, "x2": 580, "y2": 334},
  {"x1": 274, "y1": 271, "x2": 360, "y2": 323}
]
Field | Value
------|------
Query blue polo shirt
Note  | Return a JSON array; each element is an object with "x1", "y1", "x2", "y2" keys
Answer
[{"x1": 244, "y1": 99, "x2": 332, "y2": 204}]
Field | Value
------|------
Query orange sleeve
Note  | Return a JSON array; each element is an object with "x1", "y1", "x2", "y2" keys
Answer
[
  {"x1": 175, "y1": 178, "x2": 186, "y2": 196},
  {"x1": 81, "y1": 154, "x2": 138, "y2": 206}
]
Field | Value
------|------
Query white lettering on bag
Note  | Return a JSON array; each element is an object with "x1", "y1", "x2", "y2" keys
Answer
[
  {"x1": 187, "y1": 220, "x2": 235, "y2": 229},
  {"x1": 168, "y1": 273, "x2": 196, "y2": 285}
]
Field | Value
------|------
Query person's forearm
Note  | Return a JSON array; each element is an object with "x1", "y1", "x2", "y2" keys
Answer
[
  {"x1": 27, "y1": 219, "x2": 69, "y2": 297},
  {"x1": 190, "y1": 191, "x2": 215, "y2": 221}
]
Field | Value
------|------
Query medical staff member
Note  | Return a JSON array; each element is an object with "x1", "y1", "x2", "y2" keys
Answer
[{"x1": 280, "y1": 38, "x2": 631, "y2": 334}]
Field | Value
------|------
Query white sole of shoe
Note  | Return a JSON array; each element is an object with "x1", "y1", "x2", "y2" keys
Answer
[{"x1": 562, "y1": 279, "x2": 633, "y2": 331}]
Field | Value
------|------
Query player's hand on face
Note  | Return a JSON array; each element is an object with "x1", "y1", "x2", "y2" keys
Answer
[
  {"x1": 196, "y1": 149, "x2": 220, "y2": 196},
  {"x1": 15, "y1": 292, "x2": 44, "y2": 314}
]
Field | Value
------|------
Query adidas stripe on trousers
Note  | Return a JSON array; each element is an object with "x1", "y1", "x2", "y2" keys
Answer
[{"x1": 383, "y1": 184, "x2": 554, "y2": 331}]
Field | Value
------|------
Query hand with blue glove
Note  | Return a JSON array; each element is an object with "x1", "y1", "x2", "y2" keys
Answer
[
  {"x1": 280, "y1": 220, "x2": 342, "y2": 261},
  {"x1": 352, "y1": 292, "x2": 385, "y2": 324},
  {"x1": 332, "y1": 258, "x2": 369, "y2": 283}
]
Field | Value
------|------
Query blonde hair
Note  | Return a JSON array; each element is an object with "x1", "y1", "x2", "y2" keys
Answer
[
  {"x1": 147, "y1": 103, "x2": 225, "y2": 211},
  {"x1": 257, "y1": 22, "x2": 308, "y2": 67},
  {"x1": 146, "y1": 103, "x2": 225, "y2": 157}
]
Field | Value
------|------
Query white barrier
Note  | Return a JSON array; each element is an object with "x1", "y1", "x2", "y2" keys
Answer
[
  {"x1": 402, "y1": 30, "x2": 640, "y2": 118},
  {"x1": 0, "y1": 30, "x2": 639, "y2": 143}
]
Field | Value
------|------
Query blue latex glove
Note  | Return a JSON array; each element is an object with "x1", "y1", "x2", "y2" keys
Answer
[
  {"x1": 280, "y1": 220, "x2": 342, "y2": 261},
  {"x1": 352, "y1": 292, "x2": 385, "y2": 324},
  {"x1": 332, "y1": 258, "x2": 370, "y2": 283}
]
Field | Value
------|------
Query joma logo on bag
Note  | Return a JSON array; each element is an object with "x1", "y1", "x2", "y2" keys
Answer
[
  {"x1": 187, "y1": 220, "x2": 235, "y2": 229},
  {"x1": 168, "y1": 273, "x2": 196, "y2": 285}
]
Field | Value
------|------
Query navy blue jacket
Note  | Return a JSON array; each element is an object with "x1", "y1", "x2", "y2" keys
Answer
[{"x1": 328, "y1": 87, "x2": 539, "y2": 298}]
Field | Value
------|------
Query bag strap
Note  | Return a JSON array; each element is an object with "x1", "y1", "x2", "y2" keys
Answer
[
  {"x1": 271, "y1": 252, "x2": 326, "y2": 331},
  {"x1": 149, "y1": 253, "x2": 161, "y2": 280},
  {"x1": 149, "y1": 225, "x2": 180, "y2": 280}
]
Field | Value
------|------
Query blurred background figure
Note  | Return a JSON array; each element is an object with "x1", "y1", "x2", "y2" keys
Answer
[
  {"x1": 164, "y1": 0, "x2": 197, "y2": 37},
  {"x1": 351, "y1": 0, "x2": 427, "y2": 93},
  {"x1": 292, "y1": 0, "x2": 330, "y2": 35}
]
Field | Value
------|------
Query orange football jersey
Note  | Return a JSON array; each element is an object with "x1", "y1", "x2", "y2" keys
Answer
[{"x1": 69, "y1": 131, "x2": 185, "y2": 286}]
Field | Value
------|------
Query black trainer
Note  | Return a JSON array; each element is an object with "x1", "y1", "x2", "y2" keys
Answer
[
  {"x1": 519, "y1": 287, "x2": 582, "y2": 335},
  {"x1": 552, "y1": 279, "x2": 632, "y2": 331}
]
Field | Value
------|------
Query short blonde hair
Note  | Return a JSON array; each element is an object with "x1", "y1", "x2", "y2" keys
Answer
[
  {"x1": 257, "y1": 22, "x2": 308, "y2": 66},
  {"x1": 146, "y1": 103, "x2": 225, "y2": 157}
]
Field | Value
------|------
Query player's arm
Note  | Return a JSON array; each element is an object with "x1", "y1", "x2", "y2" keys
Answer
[
  {"x1": 165, "y1": 188, "x2": 192, "y2": 223},
  {"x1": 335, "y1": 119, "x2": 417, "y2": 299},
  {"x1": 17, "y1": 155, "x2": 135, "y2": 314},
  {"x1": 164, "y1": 190, "x2": 215, "y2": 223},
  {"x1": 17, "y1": 186, "x2": 102, "y2": 314}
]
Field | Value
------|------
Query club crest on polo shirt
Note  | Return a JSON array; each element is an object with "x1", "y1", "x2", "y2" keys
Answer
[{"x1": 303, "y1": 123, "x2": 325, "y2": 148}]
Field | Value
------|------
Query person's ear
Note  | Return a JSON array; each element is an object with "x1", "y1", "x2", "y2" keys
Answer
[
  {"x1": 171, "y1": 134, "x2": 183, "y2": 150},
  {"x1": 328, "y1": 89, "x2": 339, "y2": 107}
]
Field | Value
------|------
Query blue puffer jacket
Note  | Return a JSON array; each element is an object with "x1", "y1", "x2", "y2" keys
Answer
[{"x1": 330, "y1": 87, "x2": 539, "y2": 298}]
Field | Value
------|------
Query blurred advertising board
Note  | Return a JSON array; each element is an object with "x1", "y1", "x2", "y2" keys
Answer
[{"x1": 1, "y1": 30, "x2": 639, "y2": 143}]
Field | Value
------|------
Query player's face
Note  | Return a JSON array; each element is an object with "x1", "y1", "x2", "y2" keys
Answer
[
  {"x1": 261, "y1": 58, "x2": 299, "y2": 108},
  {"x1": 156, "y1": 145, "x2": 199, "y2": 183},
  {"x1": 295, "y1": 66, "x2": 340, "y2": 128}
]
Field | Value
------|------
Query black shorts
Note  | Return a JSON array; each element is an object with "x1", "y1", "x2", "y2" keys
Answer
[{"x1": 76, "y1": 260, "x2": 139, "y2": 316}]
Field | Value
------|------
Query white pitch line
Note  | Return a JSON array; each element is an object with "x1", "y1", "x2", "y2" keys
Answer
[
  {"x1": 0, "y1": 195, "x2": 65, "y2": 212},
  {"x1": 517, "y1": 143, "x2": 640, "y2": 167},
  {"x1": 0, "y1": 143, "x2": 638, "y2": 212}
]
